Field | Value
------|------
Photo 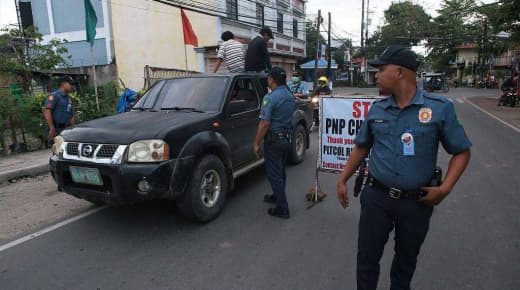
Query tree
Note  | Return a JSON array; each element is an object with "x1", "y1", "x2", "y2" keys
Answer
[
  {"x1": 380, "y1": 1, "x2": 432, "y2": 47},
  {"x1": 0, "y1": 25, "x2": 69, "y2": 93},
  {"x1": 483, "y1": 0, "x2": 520, "y2": 44},
  {"x1": 333, "y1": 51, "x2": 345, "y2": 68},
  {"x1": 305, "y1": 21, "x2": 326, "y2": 62},
  {"x1": 427, "y1": 0, "x2": 476, "y2": 72}
]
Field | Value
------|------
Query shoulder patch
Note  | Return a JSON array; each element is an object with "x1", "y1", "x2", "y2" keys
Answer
[
  {"x1": 263, "y1": 98, "x2": 271, "y2": 107},
  {"x1": 48, "y1": 95, "x2": 54, "y2": 101}
]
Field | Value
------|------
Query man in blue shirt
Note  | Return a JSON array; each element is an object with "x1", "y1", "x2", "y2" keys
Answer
[
  {"x1": 45, "y1": 75, "x2": 76, "y2": 143},
  {"x1": 254, "y1": 67, "x2": 295, "y2": 219},
  {"x1": 336, "y1": 46, "x2": 472, "y2": 290},
  {"x1": 287, "y1": 71, "x2": 309, "y2": 99}
]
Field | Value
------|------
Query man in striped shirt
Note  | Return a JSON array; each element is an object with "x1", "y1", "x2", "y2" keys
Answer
[{"x1": 213, "y1": 31, "x2": 245, "y2": 73}]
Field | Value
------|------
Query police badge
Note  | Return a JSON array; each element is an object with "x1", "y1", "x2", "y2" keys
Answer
[{"x1": 418, "y1": 107, "x2": 432, "y2": 123}]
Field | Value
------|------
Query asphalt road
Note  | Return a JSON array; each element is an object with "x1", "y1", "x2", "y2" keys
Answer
[{"x1": 1, "y1": 88, "x2": 519, "y2": 290}]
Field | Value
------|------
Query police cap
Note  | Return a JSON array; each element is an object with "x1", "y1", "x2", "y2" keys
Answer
[{"x1": 368, "y1": 45, "x2": 421, "y2": 72}]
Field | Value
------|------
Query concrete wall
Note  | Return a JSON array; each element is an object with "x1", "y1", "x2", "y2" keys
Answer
[
  {"x1": 54, "y1": 63, "x2": 118, "y2": 87},
  {"x1": 110, "y1": 0, "x2": 217, "y2": 90}
]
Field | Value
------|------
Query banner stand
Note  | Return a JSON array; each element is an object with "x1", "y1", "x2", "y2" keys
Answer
[{"x1": 306, "y1": 95, "x2": 382, "y2": 210}]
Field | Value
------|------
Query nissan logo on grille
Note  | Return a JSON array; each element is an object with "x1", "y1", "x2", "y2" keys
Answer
[{"x1": 82, "y1": 145, "x2": 93, "y2": 157}]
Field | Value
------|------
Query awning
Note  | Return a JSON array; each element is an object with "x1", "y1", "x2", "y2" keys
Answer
[{"x1": 300, "y1": 59, "x2": 338, "y2": 69}]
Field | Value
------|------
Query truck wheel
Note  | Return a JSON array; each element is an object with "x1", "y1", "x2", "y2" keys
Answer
[
  {"x1": 177, "y1": 155, "x2": 228, "y2": 222},
  {"x1": 289, "y1": 125, "x2": 307, "y2": 164}
]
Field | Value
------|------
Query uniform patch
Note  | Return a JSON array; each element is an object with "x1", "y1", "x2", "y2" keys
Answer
[
  {"x1": 418, "y1": 107, "x2": 432, "y2": 123},
  {"x1": 401, "y1": 132, "x2": 415, "y2": 156},
  {"x1": 46, "y1": 103, "x2": 52, "y2": 108},
  {"x1": 48, "y1": 95, "x2": 54, "y2": 101},
  {"x1": 262, "y1": 98, "x2": 271, "y2": 107}
]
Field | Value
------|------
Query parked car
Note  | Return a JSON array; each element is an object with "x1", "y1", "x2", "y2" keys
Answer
[{"x1": 50, "y1": 73, "x2": 314, "y2": 222}]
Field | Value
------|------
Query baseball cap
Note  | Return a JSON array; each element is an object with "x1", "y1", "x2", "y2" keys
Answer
[
  {"x1": 268, "y1": 67, "x2": 287, "y2": 83},
  {"x1": 58, "y1": 75, "x2": 77, "y2": 85},
  {"x1": 260, "y1": 27, "x2": 274, "y2": 39},
  {"x1": 368, "y1": 45, "x2": 421, "y2": 72}
]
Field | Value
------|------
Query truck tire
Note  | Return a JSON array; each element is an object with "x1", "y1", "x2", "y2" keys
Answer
[
  {"x1": 289, "y1": 125, "x2": 307, "y2": 164},
  {"x1": 177, "y1": 155, "x2": 228, "y2": 222}
]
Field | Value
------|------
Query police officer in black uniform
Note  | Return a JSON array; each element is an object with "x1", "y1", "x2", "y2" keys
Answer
[
  {"x1": 45, "y1": 75, "x2": 76, "y2": 144},
  {"x1": 336, "y1": 46, "x2": 472, "y2": 290},
  {"x1": 254, "y1": 67, "x2": 295, "y2": 219}
]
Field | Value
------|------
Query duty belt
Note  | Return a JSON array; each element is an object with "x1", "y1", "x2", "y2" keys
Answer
[
  {"x1": 368, "y1": 177, "x2": 426, "y2": 200},
  {"x1": 54, "y1": 122, "x2": 69, "y2": 129},
  {"x1": 265, "y1": 130, "x2": 292, "y2": 142}
]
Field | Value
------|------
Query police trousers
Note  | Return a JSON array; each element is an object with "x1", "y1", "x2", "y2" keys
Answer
[
  {"x1": 357, "y1": 185, "x2": 434, "y2": 290},
  {"x1": 263, "y1": 138, "x2": 290, "y2": 211}
]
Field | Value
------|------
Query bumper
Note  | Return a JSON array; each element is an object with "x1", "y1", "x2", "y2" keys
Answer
[{"x1": 50, "y1": 155, "x2": 196, "y2": 204}]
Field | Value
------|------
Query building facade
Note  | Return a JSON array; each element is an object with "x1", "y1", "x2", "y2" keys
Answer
[{"x1": 17, "y1": 0, "x2": 307, "y2": 90}]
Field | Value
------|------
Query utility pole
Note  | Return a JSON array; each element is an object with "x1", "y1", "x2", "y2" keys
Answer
[
  {"x1": 327, "y1": 12, "x2": 332, "y2": 82},
  {"x1": 313, "y1": 9, "x2": 321, "y2": 90},
  {"x1": 360, "y1": 0, "x2": 365, "y2": 82},
  {"x1": 364, "y1": 0, "x2": 370, "y2": 82}
]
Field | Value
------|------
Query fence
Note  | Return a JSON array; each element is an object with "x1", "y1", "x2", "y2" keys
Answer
[{"x1": 143, "y1": 65, "x2": 200, "y2": 90}]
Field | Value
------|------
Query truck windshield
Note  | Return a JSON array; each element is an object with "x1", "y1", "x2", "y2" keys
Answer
[
  {"x1": 160, "y1": 77, "x2": 228, "y2": 112},
  {"x1": 133, "y1": 81, "x2": 165, "y2": 110}
]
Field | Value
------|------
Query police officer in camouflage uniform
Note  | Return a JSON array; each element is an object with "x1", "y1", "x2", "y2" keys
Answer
[
  {"x1": 336, "y1": 46, "x2": 472, "y2": 290},
  {"x1": 254, "y1": 67, "x2": 295, "y2": 219},
  {"x1": 45, "y1": 75, "x2": 76, "y2": 144}
]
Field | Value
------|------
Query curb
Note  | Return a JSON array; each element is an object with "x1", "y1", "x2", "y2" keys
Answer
[{"x1": 0, "y1": 163, "x2": 50, "y2": 184}]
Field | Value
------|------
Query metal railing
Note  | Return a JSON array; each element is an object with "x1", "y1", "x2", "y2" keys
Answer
[{"x1": 143, "y1": 65, "x2": 200, "y2": 90}]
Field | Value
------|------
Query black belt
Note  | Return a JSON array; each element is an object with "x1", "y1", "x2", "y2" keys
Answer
[
  {"x1": 54, "y1": 123, "x2": 69, "y2": 129},
  {"x1": 368, "y1": 177, "x2": 426, "y2": 200},
  {"x1": 265, "y1": 130, "x2": 292, "y2": 142}
]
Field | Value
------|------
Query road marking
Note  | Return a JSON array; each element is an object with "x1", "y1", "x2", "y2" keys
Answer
[
  {"x1": 0, "y1": 206, "x2": 107, "y2": 253},
  {"x1": 464, "y1": 97, "x2": 520, "y2": 133},
  {"x1": 447, "y1": 98, "x2": 454, "y2": 103},
  {"x1": 456, "y1": 98, "x2": 465, "y2": 104}
]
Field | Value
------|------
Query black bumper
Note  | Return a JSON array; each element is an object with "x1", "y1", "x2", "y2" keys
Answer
[{"x1": 50, "y1": 155, "x2": 196, "y2": 204}]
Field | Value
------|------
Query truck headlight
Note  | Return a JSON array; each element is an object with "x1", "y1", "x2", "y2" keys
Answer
[
  {"x1": 312, "y1": 97, "x2": 319, "y2": 104},
  {"x1": 128, "y1": 140, "x2": 169, "y2": 162},
  {"x1": 52, "y1": 136, "x2": 65, "y2": 155}
]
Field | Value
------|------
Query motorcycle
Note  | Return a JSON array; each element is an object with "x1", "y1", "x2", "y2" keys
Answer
[{"x1": 498, "y1": 88, "x2": 520, "y2": 107}]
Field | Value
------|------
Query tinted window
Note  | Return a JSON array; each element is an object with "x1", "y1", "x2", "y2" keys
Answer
[
  {"x1": 160, "y1": 78, "x2": 228, "y2": 112},
  {"x1": 229, "y1": 78, "x2": 259, "y2": 113},
  {"x1": 134, "y1": 81, "x2": 165, "y2": 109}
]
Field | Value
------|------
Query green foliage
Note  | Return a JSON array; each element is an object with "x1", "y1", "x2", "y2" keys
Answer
[
  {"x1": 333, "y1": 51, "x2": 345, "y2": 67},
  {"x1": 380, "y1": 1, "x2": 432, "y2": 47},
  {"x1": 0, "y1": 25, "x2": 69, "y2": 93},
  {"x1": 75, "y1": 82, "x2": 120, "y2": 123},
  {"x1": 481, "y1": 0, "x2": 520, "y2": 44},
  {"x1": 305, "y1": 21, "x2": 326, "y2": 62}
]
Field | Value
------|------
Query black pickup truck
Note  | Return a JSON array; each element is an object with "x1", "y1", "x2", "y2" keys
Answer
[{"x1": 50, "y1": 73, "x2": 313, "y2": 222}]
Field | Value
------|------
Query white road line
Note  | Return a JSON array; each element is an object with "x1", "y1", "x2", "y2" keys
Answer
[
  {"x1": 464, "y1": 97, "x2": 520, "y2": 133},
  {"x1": 447, "y1": 98, "x2": 454, "y2": 103},
  {"x1": 456, "y1": 98, "x2": 465, "y2": 104},
  {"x1": 0, "y1": 206, "x2": 107, "y2": 253}
]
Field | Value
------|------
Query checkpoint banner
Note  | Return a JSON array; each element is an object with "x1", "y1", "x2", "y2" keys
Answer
[{"x1": 318, "y1": 96, "x2": 380, "y2": 173}]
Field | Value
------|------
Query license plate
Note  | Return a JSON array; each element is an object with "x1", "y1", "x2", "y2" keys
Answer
[{"x1": 69, "y1": 166, "x2": 103, "y2": 186}]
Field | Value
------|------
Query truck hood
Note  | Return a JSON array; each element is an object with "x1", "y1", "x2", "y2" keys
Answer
[{"x1": 61, "y1": 111, "x2": 214, "y2": 144}]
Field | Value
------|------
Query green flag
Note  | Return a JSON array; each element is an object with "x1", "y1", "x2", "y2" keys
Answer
[{"x1": 84, "y1": 0, "x2": 97, "y2": 46}]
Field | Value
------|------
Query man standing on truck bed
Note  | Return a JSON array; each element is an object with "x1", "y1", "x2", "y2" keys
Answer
[
  {"x1": 213, "y1": 31, "x2": 245, "y2": 73},
  {"x1": 45, "y1": 75, "x2": 76, "y2": 144},
  {"x1": 245, "y1": 27, "x2": 273, "y2": 73},
  {"x1": 254, "y1": 67, "x2": 295, "y2": 219}
]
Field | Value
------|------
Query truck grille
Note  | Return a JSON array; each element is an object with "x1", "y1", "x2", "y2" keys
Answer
[
  {"x1": 96, "y1": 144, "x2": 119, "y2": 158},
  {"x1": 66, "y1": 143, "x2": 79, "y2": 155}
]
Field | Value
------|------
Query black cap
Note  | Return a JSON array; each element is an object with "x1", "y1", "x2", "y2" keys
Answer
[
  {"x1": 268, "y1": 67, "x2": 287, "y2": 84},
  {"x1": 368, "y1": 45, "x2": 421, "y2": 72},
  {"x1": 260, "y1": 27, "x2": 274, "y2": 39},
  {"x1": 58, "y1": 75, "x2": 77, "y2": 85}
]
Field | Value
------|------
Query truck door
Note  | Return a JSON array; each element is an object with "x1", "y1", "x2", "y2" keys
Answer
[{"x1": 222, "y1": 77, "x2": 261, "y2": 167}]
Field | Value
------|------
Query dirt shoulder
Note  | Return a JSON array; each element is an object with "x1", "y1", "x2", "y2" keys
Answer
[
  {"x1": 0, "y1": 174, "x2": 93, "y2": 243},
  {"x1": 467, "y1": 95, "x2": 520, "y2": 128}
]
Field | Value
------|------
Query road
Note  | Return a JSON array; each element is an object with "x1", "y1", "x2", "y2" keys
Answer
[{"x1": 1, "y1": 88, "x2": 519, "y2": 290}]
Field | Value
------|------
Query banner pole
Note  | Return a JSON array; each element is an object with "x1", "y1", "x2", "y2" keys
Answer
[{"x1": 90, "y1": 45, "x2": 100, "y2": 112}]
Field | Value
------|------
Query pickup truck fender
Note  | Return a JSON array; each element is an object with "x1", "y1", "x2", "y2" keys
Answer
[
  {"x1": 169, "y1": 131, "x2": 234, "y2": 199},
  {"x1": 292, "y1": 109, "x2": 310, "y2": 149}
]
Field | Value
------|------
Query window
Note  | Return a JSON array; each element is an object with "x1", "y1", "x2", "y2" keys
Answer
[
  {"x1": 293, "y1": 18, "x2": 298, "y2": 38},
  {"x1": 226, "y1": 0, "x2": 238, "y2": 20},
  {"x1": 256, "y1": 4, "x2": 264, "y2": 27},
  {"x1": 229, "y1": 78, "x2": 259, "y2": 113},
  {"x1": 277, "y1": 13, "x2": 283, "y2": 33},
  {"x1": 159, "y1": 78, "x2": 228, "y2": 112}
]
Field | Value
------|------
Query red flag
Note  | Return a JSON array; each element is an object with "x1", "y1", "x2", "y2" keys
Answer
[{"x1": 181, "y1": 9, "x2": 198, "y2": 46}]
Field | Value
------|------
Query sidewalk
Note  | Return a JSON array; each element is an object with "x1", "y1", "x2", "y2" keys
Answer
[{"x1": 0, "y1": 149, "x2": 51, "y2": 183}]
